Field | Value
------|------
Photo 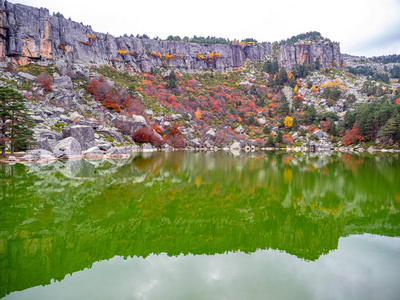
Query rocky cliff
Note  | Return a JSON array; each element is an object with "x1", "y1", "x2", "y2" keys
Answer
[
  {"x1": 278, "y1": 42, "x2": 341, "y2": 70},
  {"x1": 0, "y1": 1, "x2": 342, "y2": 72}
]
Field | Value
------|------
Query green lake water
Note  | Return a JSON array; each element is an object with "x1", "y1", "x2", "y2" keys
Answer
[{"x1": 0, "y1": 151, "x2": 399, "y2": 299}]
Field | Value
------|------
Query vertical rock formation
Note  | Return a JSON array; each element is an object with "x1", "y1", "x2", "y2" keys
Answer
[
  {"x1": 0, "y1": 1, "x2": 341, "y2": 72},
  {"x1": 278, "y1": 42, "x2": 341, "y2": 70}
]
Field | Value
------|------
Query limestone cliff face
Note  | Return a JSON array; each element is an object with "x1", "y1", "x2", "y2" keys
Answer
[
  {"x1": 0, "y1": 1, "x2": 341, "y2": 72},
  {"x1": 278, "y1": 42, "x2": 341, "y2": 70},
  {"x1": 0, "y1": 1, "x2": 272, "y2": 71}
]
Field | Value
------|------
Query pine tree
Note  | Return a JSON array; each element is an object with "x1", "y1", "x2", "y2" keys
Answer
[
  {"x1": 0, "y1": 86, "x2": 35, "y2": 155},
  {"x1": 292, "y1": 117, "x2": 299, "y2": 131},
  {"x1": 266, "y1": 135, "x2": 275, "y2": 147},
  {"x1": 167, "y1": 70, "x2": 177, "y2": 89},
  {"x1": 278, "y1": 67, "x2": 288, "y2": 86},
  {"x1": 276, "y1": 131, "x2": 283, "y2": 144}
]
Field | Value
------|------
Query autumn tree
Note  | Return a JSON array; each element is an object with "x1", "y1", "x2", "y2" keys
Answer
[
  {"x1": 133, "y1": 126, "x2": 163, "y2": 147},
  {"x1": 165, "y1": 123, "x2": 185, "y2": 148},
  {"x1": 123, "y1": 95, "x2": 143, "y2": 115},
  {"x1": 342, "y1": 122, "x2": 362, "y2": 146},
  {"x1": 103, "y1": 88, "x2": 121, "y2": 112},
  {"x1": 284, "y1": 116, "x2": 293, "y2": 128},
  {"x1": 38, "y1": 71, "x2": 53, "y2": 92}
]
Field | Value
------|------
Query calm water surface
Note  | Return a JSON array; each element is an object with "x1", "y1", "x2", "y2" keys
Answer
[{"x1": 1, "y1": 151, "x2": 399, "y2": 299}]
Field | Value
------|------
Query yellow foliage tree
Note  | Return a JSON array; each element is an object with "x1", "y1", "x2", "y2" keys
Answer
[
  {"x1": 284, "y1": 116, "x2": 293, "y2": 128},
  {"x1": 195, "y1": 107, "x2": 202, "y2": 119}
]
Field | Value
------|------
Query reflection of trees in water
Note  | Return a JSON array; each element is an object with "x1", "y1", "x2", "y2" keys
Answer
[{"x1": 0, "y1": 151, "x2": 399, "y2": 297}]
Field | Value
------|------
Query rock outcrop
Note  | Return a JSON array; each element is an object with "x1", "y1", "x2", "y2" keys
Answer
[
  {"x1": 53, "y1": 137, "x2": 82, "y2": 158},
  {"x1": 0, "y1": 1, "x2": 272, "y2": 72},
  {"x1": 278, "y1": 42, "x2": 341, "y2": 70},
  {"x1": 0, "y1": 1, "x2": 342, "y2": 71}
]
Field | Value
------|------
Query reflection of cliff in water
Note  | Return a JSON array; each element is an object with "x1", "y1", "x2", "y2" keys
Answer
[{"x1": 0, "y1": 151, "x2": 399, "y2": 298}]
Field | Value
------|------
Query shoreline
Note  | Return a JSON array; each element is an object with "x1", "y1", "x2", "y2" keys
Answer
[{"x1": 1, "y1": 146, "x2": 399, "y2": 164}]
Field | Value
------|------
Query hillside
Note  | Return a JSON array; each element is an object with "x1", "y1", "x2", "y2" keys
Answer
[{"x1": 0, "y1": 1, "x2": 400, "y2": 157}]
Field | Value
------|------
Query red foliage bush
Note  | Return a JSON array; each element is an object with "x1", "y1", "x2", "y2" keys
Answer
[
  {"x1": 87, "y1": 76, "x2": 113, "y2": 102},
  {"x1": 282, "y1": 134, "x2": 293, "y2": 145},
  {"x1": 133, "y1": 126, "x2": 163, "y2": 147},
  {"x1": 123, "y1": 95, "x2": 143, "y2": 115},
  {"x1": 165, "y1": 123, "x2": 185, "y2": 148},
  {"x1": 38, "y1": 72, "x2": 53, "y2": 92}
]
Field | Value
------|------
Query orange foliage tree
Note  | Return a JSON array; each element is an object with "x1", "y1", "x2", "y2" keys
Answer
[
  {"x1": 103, "y1": 88, "x2": 121, "y2": 112},
  {"x1": 342, "y1": 122, "x2": 362, "y2": 146},
  {"x1": 282, "y1": 134, "x2": 293, "y2": 145}
]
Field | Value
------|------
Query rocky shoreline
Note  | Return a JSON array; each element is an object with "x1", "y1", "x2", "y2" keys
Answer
[{"x1": 2, "y1": 145, "x2": 398, "y2": 164}]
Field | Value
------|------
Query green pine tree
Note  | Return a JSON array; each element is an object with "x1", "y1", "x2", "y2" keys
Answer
[
  {"x1": 266, "y1": 135, "x2": 275, "y2": 147},
  {"x1": 0, "y1": 86, "x2": 35, "y2": 155},
  {"x1": 167, "y1": 70, "x2": 177, "y2": 89},
  {"x1": 276, "y1": 131, "x2": 283, "y2": 144}
]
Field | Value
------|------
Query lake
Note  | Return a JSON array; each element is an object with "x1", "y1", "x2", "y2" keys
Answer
[{"x1": 1, "y1": 151, "x2": 399, "y2": 299}]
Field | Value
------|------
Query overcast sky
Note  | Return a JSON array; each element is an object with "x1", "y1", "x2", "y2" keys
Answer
[{"x1": 7, "y1": 0, "x2": 400, "y2": 57}]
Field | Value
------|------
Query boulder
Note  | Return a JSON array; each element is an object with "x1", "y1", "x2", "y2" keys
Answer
[
  {"x1": 230, "y1": 141, "x2": 241, "y2": 150},
  {"x1": 258, "y1": 117, "x2": 266, "y2": 125},
  {"x1": 113, "y1": 115, "x2": 147, "y2": 135},
  {"x1": 107, "y1": 147, "x2": 129, "y2": 157},
  {"x1": 20, "y1": 154, "x2": 34, "y2": 161},
  {"x1": 205, "y1": 128, "x2": 216, "y2": 139},
  {"x1": 53, "y1": 137, "x2": 82, "y2": 158},
  {"x1": 162, "y1": 143, "x2": 174, "y2": 150},
  {"x1": 83, "y1": 147, "x2": 104, "y2": 158},
  {"x1": 170, "y1": 114, "x2": 182, "y2": 121},
  {"x1": 27, "y1": 149, "x2": 56, "y2": 160},
  {"x1": 98, "y1": 143, "x2": 112, "y2": 151},
  {"x1": 313, "y1": 130, "x2": 328, "y2": 140},
  {"x1": 31, "y1": 115, "x2": 45, "y2": 123},
  {"x1": 188, "y1": 138, "x2": 201, "y2": 148},
  {"x1": 53, "y1": 74, "x2": 73, "y2": 89},
  {"x1": 18, "y1": 72, "x2": 37, "y2": 82},
  {"x1": 235, "y1": 125, "x2": 244, "y2": 134},
  {"x1": 204, "y1": 139, "x2": 215, "y2": 148},
  {"x1": 8, "y1": 156, "x2": 17, "y2": 162},
  {"x1": 141, "y1": 143, "x2": 155, "y2": 151},
  {"x1": 37, "y1": 139, "x2": 54, "y2": 152},
  {"x1": 67, "y1": 125, "x2": 96, "y2": 151}
]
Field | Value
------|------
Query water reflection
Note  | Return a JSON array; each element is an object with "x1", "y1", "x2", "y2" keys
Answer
[{"x1": 0, "y1": 151, "x2": 399, "y2": 298}]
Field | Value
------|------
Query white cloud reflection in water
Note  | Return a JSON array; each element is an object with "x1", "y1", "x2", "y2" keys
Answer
[{"x1": 5, "y1": 235, "x2": 400, "y2": 300}]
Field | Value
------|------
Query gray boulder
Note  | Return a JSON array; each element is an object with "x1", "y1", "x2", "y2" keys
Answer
[
  {"x1": 205, "y1": 128, "x2": 216, "y2": 139},
  {"x1": 141, "y1": 143, "x2": 155, "y2": 151},
  {"x1": 83, "y1": 147, "x2": 104, "y2": 158},
  {"x1": 64, "y1": 125, "x2": 97, "y2": 151},
  {"x1": 53, "y1": 137, "x2": 82, "y2": 158},
  {"x1": 53, "y1": 74, "x2": 73, "y2": 89},
  {"x1": 98, "y1": 143, "x2": 112, "y2": 151},
  {"x1": 27, "y1": 149, "x2": 56, "y2": 160},
  {"x1": 37, "y1": 139, "x2": 54, "y2": 152},
  {"x1": 235, "y1": 125, "x2": 244, "y2": 134},
  {"x1": 107, "y1": 147, "x2": 128, "y2": 156},
  {"x1": 18, "y1": 72, "x2": 37, "y2": 82},
  {"x1": 230, "y1": 141, "x2": 241, "y2": 150},
  {"x1": 204, "y1": 139, "x2": 215, "y2": 148},
  {"x1": 313, "y1": 130, "x2": 328, "y2": 140},
  {"x1": 188, "y1": 138, "x2": 201, "y2": 148}
]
